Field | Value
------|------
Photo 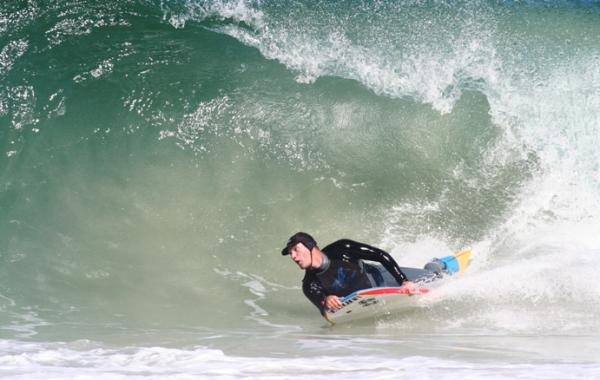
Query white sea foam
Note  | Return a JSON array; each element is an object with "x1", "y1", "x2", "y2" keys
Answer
[
  {"x1": 0, "y1": 339, "x2": 598, "y2": 380},
  {"x1": 45, "y1": 8, "x2": 130, "y2": 47},
  {"x1": 445, "y1": 51, "x2": 600, "y2": 334},
  {"x1": 162, "y1": 0, "x2": 264, "y2": 30},
  {"x1": 0, "y1": 39, "x2": 28, "y2": 77},
  {"x1": 2, "y1": 85, "x2": 38, "y2": 129}
]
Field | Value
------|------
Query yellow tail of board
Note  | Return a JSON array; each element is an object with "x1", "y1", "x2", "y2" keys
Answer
[{"x1": 454, "y1": 248, "x2": 472, "y2": 274}]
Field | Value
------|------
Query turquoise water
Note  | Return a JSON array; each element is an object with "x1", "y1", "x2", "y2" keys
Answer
[{"x1": 1, "y1": 0, "x2": 600, "y2": 378}]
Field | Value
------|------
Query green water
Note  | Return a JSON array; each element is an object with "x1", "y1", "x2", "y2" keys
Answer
[{"x1": 1, "y1": 2, "x2": 600, "y2": 378}]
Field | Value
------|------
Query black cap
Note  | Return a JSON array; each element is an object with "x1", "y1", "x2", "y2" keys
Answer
[{"x1": 281, "y1": 232, "x2": 317, "y2": 256}]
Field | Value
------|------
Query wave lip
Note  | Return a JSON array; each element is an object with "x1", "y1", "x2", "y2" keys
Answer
[{"x1": 177, "y1": 0, "x2": 502, "y2": 113}]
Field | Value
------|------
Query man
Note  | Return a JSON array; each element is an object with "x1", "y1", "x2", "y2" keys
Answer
[{"x1": 281, "y1": 232, "x2": 436, "y2": 317}]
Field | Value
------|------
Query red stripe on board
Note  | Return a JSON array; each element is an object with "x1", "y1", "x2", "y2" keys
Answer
[{"x1": 358, "y1": 287, "x2": 430, "y2": 296}]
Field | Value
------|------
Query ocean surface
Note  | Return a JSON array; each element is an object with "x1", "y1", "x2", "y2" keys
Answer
[{"x1": 2, "y1": 0, "x2": 600, "y2": 378}]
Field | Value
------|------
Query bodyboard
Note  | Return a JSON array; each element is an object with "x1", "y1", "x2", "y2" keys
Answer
[{"x1": 324, "y1": 248, "x2": 471, "y2": 324}]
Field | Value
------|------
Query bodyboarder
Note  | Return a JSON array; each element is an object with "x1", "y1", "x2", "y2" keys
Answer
[{"x1": 280, "y1": 232, "x2": 445, "y2": 317}]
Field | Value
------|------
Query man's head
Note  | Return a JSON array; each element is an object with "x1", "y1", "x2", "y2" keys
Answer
[{"x1": 281, "y1": 232, "x2": 318, "y2": 269}]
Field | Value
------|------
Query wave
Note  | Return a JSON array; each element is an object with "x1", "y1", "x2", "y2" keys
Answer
[{"x1": 1, "y1": 0, "x2": 600, "y2": 338}]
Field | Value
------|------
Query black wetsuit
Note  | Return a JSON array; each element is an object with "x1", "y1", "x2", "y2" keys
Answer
[{"x1": 302, "y1": 239, "x2": 407, "y2": 315}]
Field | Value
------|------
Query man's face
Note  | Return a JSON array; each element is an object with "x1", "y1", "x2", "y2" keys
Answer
[{"x1": 289, "y1": 243, "x2": 312, "y2": 269}]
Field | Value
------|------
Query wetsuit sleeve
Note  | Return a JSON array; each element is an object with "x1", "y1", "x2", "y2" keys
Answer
[
  {"x1": 324, "y1": 239, "x2": 408, "y2": 285},
  {"x1": 302, "y1": 273, "x2": 327, "y2": 316}
]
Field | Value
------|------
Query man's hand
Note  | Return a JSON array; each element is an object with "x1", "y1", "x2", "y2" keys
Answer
[
  {"x1": 402, "y1": 281, "x2": 419, "y2": 294},
  {"x1": 325, "y1": 295, "x2": 343, "y2": 310}
]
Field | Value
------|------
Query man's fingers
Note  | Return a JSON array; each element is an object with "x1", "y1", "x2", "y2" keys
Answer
[{"x1": 326, "y1": 296, "x2": 343, "y2": 310}]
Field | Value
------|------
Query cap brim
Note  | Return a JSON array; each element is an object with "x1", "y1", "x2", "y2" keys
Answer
[{"x1": 281, "y1": 247, "x2": 290, "y2": 255}]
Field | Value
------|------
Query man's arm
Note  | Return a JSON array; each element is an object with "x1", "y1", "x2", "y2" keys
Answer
[
  {"x1": 322, "y1": 239, "x2": 407, "y2": 285},
  {"x1": 302, "y1": 273, "x2": 328, "y2": 316}
]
